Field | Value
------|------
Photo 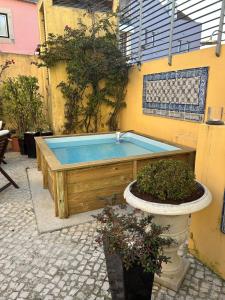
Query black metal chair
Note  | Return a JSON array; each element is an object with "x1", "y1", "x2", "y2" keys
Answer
[
  {"x1": 0, "y1": 131, "x2": 19, "y2": 192},
  {"x1": 0, "y1": 123, "x2": 7, "y2": 164}
]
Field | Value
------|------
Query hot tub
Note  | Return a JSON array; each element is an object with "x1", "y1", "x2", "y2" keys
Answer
[{"x1": 35, "y1": 132, "x2": 195, "y2": 218}]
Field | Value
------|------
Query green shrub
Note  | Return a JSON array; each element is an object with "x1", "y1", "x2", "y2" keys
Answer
[
  {"x1": 137, "y1": 159, "x2": 197, "y2": 201},
  {"x1": 95, "y1": 206, "x2": 173, "y2": 274},
  {"x1": 0, "y1": 59, "x2": 15, "y2": 120},
  {"x1": 2, "y1": 75, "x2": 47, "y2": 136}
]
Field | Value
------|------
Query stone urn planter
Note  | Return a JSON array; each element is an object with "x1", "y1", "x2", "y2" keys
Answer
[
  {"x1": 124, "y1": 180, "x2": 212, "y2": 291},
  {"x1": 123, "y1": 159, "x2": 212, "y2": 292}
]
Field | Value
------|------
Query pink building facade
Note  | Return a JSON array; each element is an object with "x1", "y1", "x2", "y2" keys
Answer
[{"x1": 0, "y1": 0, "x2": 39, "y2": 55}]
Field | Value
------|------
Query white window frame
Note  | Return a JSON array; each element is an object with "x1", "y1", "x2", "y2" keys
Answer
[{"x1": 0, "y1": 8, "x2": 14, "y2": 44}]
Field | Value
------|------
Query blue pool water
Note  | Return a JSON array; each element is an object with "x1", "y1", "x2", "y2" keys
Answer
[{"x1": 45, "y1": 133, "x2": 179, "y2": 164}]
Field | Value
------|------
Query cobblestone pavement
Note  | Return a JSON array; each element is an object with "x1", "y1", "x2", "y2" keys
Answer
[{"x1": 0, "y1": 153, "x2": 225, "y2": 300}]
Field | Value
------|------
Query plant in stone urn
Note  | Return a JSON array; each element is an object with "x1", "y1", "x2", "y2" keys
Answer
[
  {"x1": 136, "y1": 160, "x2": 198, "y2": 204},
  {"x1": 124, "y1": 159, "x2": 212, "y2": 291},
  {"x1": 95, "y1": 206, "x2": 174, "y2": 300}
]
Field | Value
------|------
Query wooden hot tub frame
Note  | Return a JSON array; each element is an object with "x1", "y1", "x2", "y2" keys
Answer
[{"x1": 35, "y1": 132, "x2": 195, "y2": 219}]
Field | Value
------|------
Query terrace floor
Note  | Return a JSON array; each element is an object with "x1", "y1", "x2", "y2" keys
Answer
[{"x1": 0, "y1": 153, "x2": 225, "y2": 300}]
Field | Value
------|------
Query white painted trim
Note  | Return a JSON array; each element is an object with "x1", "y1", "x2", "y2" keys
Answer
[{"x1": 0, "y1": 8, "x2": 14, "y2": 44}]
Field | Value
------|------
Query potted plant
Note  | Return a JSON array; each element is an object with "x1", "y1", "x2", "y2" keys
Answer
[
  {"x1": 124, "y1": 159, "x2": 212, "y2": 291},
  {"x1": 95, "y1": 206, "x2": 174, "y2": 300},
  {"x1": 2, "y1": 75, "x2": 49, "y2": 157},
  {"x1": 18, "y1": 133, "x2": 27, "y2": 155},
  {"x1": 11, "y1": 134, "x2": 20, "y2": 152},
  {"x1": 23, "y1": 76, "x2": 52, "y2": 158},
  {"x1": 2, "y1": 77, "x2": 31, "y2": 154}
]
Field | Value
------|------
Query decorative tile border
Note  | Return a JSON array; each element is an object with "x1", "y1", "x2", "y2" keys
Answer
[
  {"x1": 143, "y1": 67, "x2": 209, "y2": 122},
  {"x1": 221, "y1": 190, "x2": 225, "y2": 234}
]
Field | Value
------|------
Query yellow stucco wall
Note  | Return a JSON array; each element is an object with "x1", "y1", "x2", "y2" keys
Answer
[
  {"x1": 120, "y1": 45, "x2": 225, "y2": 149},
  {"x1": 120, "y1": 46, "x2": 225, "y2": 279},
  {"x1": 38, "y1": 0, "x2": 118, "y2": 133},
  {"x1": 0, "y1": 53, "x2": 46, "y2": 97},
  {"x1": 189, "y1": 124, "x2": 225, "y2": 278},
  {"x1": 38, "y1": 0, "x2": 87, "y2": 132}
]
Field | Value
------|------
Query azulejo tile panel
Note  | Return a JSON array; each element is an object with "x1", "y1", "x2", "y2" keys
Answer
[{"x1": 143, "y1": 67, "x2": 209, "y2": 122}]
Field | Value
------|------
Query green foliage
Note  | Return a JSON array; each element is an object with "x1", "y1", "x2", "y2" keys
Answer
[
  {"x1": 0, "y1": 59, "x2": 15, "y2": 120},
  {"x1": 95, "y1": 206, "x2": 173, "y2": 274},
  {"x1": 137, "y1": 159, "x2": 197, "y2": 201},
  {"x1": 37, "y1": 11, "x2": 129, "y2": 133},
  {"x1": 58, "y1": 82, "x2": 82, "y2": 133},
  {"x1": 2, "y1": 75, "x2": 46, "y2": 136}
]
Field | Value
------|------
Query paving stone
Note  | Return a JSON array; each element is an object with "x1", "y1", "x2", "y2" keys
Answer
[
  {"x1": 69, "y1": 288, "x2": 79, "y2": 296},
  {"x1": 195, "y1": 271, "x2": 205, "y2": 279},
  {"x1": 19, "y1": 291, "x2": 29, "y2": 298},
  {"x1": 75, "y1": 291, "x2": 86, "y2": 299},
  {"x1": 43, "y1": 296, "x2": 54, "y2": 300},
  {"x1": 214, "y1": 278, "x2": 223, "y2": 286},
  {"x1": 34, "y1": 283, "x2": 45, "y2": 293},
  {"x1": 41, "y1": 289, "x2": 50, "y2": 296},
  {"x1": 87, "y1": 278, "x2": 95, "y2": 285},
  {"x1": 9, "y1": 292, "x2": 19, "y2": 300},
  {"x1": 0, "y1": 153, "x2": 224, "y2": 300},
  {"x1": 102, "y1": 281, "x2": 109, "y2": 291}
]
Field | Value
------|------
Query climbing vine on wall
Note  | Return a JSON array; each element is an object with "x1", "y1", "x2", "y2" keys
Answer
[{"x1": 37, "y1": 11, "x2": 129, "y2": 133}]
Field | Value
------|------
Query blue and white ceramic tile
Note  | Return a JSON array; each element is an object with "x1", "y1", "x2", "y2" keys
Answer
[{"x1": 143, "y1": 67, "x2": 209, "y2": 121}]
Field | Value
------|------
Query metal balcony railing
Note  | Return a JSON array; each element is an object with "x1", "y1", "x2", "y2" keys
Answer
[{"x1": 118, "y1": 0, "x2": 225, "y2": 65}]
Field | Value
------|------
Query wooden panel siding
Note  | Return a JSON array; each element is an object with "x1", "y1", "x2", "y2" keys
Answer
[
  {"x1": 47, "y1": 170, "x2": 53, "y2": 196},
  {"x1": 67, "y1": 162, "x2": 134, "y2": 213},
  {"x1": 67, "y1": 162, "x2": 133, "y2": 184},
  {"x1": 68, "y1": 185, "x2": 126, "y2": 214},
  {"x1": 68, "y1": 175, "x2": 133, "y2": 194},
  {"x1": 36, "y1": 144, "x2": 41, "y2": 171},
  {"x1": 56, "y1": 171, "x2": 69, "y2": 218},
  {"x1": 52, "y1": 172, "x2": 58, "y2": 217}
]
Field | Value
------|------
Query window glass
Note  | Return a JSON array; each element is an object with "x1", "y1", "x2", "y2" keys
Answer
[{"x1": 0, "y1": 14, "x2": 9, "y2": 38}]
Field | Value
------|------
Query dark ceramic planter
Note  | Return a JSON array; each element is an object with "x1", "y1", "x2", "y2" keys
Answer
[
  {"x1": 18, "y1": 137, "x2": 27, "y2": 155},
  {"x1": 24, "y1": 132, "x2": 40, "y2": 158},
  {"x1": 104, "y1": 242, "x2": 154, "y2": 300},
  {"x1": 24, "y1": 131, "x2": 53, "y2": 158}
]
